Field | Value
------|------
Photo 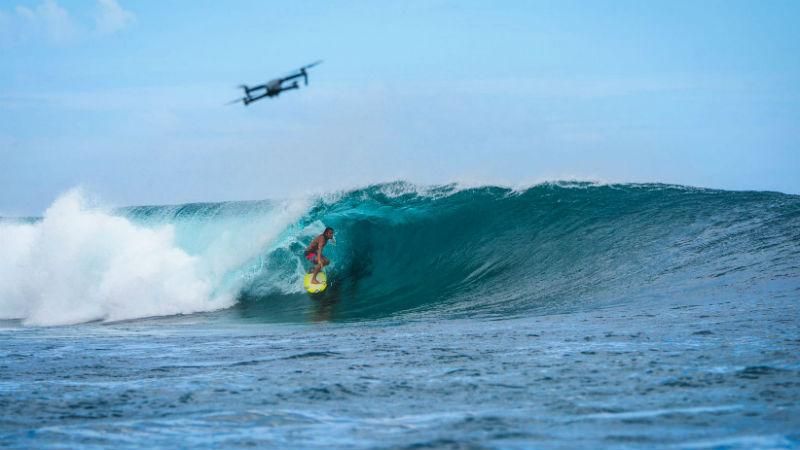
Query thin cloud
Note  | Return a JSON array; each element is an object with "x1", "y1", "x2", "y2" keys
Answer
[
  {"x1": 0, "y1": 11, "x2": 10, "y2": 44},
  {"x1": 94, "y1": 0, "x2": 135, "y2": 35},
  {"x1": 14, "y1": 0, "x2": 78, "y2": 44},
  {"x1": 0, "y1": 0, "x2": 134, "y2": 46}
]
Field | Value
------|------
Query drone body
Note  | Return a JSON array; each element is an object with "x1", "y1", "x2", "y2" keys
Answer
[{"x1": 232, "y1": 60, "x2": 322, "y2": 106}]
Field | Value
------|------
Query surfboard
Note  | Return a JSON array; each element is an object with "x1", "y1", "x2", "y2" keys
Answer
[{"x1": 303, "y1": 272, "x2": 327, "y2": 294}]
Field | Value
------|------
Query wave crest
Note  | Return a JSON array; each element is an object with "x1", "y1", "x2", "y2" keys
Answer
[{"x1": 3, "y1": 183, "x2": 798, "y2": 325}]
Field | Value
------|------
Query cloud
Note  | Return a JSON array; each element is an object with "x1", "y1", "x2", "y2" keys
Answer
[
  {"x1": 0, "y1": 11, "x2": 11, "y2": 43},
  {"x1": 94, "y1": 0, "x2": 134, "y2": 35},
  {"x1": 0, "y1": 0, "x2": 134, "y2": 46},
  {"x1": 14, "y1": 0, "x2": 78, "y2": 44}
]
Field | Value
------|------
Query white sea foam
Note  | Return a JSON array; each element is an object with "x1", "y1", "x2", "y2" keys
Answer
[{"x1": 0, "y1": 189, "x2": 309, "y2": 326}]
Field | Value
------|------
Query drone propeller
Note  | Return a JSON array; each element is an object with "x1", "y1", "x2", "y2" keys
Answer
[
  {"x1": 301, "y1": 60, "x2": 323, "y2": 71},
  {"x1": 297, "y1": 61, "x2": 321, "y2": 86},
  {"x1": 225, "y1": 98, "x2": 243, "y2": 106}
]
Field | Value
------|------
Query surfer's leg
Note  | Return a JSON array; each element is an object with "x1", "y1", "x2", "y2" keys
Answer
[
  {"x1": 306, "y1": 253, "x2": 317, "y2": 273},
  {"x1": 311, "y1": 263, "x2": 323, "y2": 284}
]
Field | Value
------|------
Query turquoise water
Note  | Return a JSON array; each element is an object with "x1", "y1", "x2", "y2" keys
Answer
[{"x1": 1, "y1": 182, "x2": 799, "y2": 448}]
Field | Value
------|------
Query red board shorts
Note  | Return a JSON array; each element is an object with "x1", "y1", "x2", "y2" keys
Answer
[{"x1": 305, "y1": 252, "x2": 318, "y2": 264}]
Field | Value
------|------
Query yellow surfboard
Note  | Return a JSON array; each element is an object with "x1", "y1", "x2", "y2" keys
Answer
[{"x1": 303, "y1": 272, "x2": 327, "y2": 294}]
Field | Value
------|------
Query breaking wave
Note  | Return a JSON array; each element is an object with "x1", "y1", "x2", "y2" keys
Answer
[{"x1": 1, "y1": 182, "x2": 798, "y2": 325}]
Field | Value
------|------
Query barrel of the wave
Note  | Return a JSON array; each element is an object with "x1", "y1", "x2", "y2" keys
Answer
[{"x1": 303, "y1": 272, "x2": 327, "y2": 294}]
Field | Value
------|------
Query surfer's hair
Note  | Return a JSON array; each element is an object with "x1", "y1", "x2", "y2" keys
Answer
[{"x1": 324, "y1": 227, "x2": 334, "y2": 234}]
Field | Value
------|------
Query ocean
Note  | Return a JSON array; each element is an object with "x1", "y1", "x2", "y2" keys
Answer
[{"x1": 1, "y1": 181, "x2": 799, "y2": 449}]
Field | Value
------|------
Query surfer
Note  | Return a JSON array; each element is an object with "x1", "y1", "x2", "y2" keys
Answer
[{"x1": 305, "y1": 227, "x2": 334, "y2": 284}]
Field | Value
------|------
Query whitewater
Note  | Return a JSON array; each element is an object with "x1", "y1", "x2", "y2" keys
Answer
[{"x1": 1, "y1": 181, "x2": 799, "y2": 448}]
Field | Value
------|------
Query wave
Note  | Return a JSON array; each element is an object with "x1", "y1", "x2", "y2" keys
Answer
[
  {"x1": 0, "y1": 189, "x2": 309, "y2": 325},
  {"x1": 1, "y1": 182, "x2": 798, "y2": 325}
]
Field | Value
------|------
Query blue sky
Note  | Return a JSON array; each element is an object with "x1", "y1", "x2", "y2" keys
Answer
[{"x1": 1, "y1": 0, "x2": 799, "y2": 215}]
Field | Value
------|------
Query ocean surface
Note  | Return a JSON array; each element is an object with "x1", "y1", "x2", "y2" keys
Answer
[{"x1": 1, "y1": 182, "x2": 799, "y2": 449}]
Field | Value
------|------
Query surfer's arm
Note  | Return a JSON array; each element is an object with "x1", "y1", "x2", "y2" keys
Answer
[{"x1": 306, "y1": 236, "x2": 320, "y2": 255}]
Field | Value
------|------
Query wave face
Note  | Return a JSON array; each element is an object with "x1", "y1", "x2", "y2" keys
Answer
[{"x1": 1, "y1": 182, "x2": 799, "y2": 325}]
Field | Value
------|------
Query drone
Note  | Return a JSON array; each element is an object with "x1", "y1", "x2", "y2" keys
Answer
[{"x1": 229, "y1": 60, "x2": 323, "y2": 106}]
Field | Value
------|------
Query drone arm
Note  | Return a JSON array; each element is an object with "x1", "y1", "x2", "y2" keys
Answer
[
  {"x1": 280, "y1": 73, "x2": 302, "y2": 83},
  {"x1": 277, "y1": 82, "x2": 300, "y2": 94},
  {"x1": 244, "y1": 92, "x2": 270, "y2": 105},
  {"x1": 246, "y1": 83, "x2": 269, "y2": 93}
]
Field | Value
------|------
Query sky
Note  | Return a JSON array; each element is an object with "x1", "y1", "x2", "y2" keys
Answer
[{"x1": 1, "y1": 0, "x2": 799, "y2": 215}]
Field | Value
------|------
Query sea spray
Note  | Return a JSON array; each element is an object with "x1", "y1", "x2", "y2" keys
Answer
[
  {"x1": 0, "y1": 190, "x2": 228, "y2": 325},
  {"x1": 0, "y1": 190, "x2": 311, "y2": 325}
]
